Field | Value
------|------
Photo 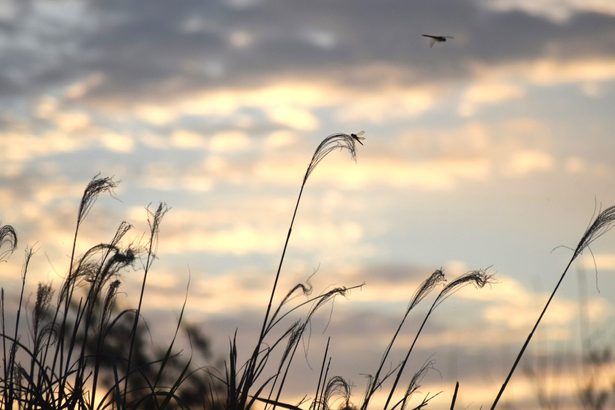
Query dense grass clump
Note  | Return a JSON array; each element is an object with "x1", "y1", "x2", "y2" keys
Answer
[{"x1": 0, "y1": 177, "x2": 221, "y2": 409}]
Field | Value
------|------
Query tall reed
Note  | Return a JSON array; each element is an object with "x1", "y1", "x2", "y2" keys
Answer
[
  {"x1": 225, "y1": 133, "x2": 364, "y2": 409},
  {"x1": 491, "y1": 206, "x2": 615, "y2": 408},
  {"x1": 382, "y1": 269, "x2": 492, "y2": 410}
]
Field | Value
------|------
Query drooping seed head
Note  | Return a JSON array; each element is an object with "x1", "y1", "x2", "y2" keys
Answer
[{"x1": 305, "y1": 132, "x2": 365, "y2": 182}]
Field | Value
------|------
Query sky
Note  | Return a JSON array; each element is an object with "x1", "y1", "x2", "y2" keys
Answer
[{"x1": 1, "y1": 0, "x2": 615, "y2": 408}]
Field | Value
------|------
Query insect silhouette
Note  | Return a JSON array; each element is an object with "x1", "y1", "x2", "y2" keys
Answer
[
  {"x1": 422, "y1": 34, "x2": 454, "y2": 47},
  {"x1": 351, "y1": 131, "x2": 365, "y2": 145}
]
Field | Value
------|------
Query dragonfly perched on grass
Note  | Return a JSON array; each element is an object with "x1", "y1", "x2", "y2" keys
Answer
[{"x1": 351, "y1": 130, "x2": 365, "y2": 145}]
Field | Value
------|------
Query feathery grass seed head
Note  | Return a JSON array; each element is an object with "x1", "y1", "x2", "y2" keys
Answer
[
  {"x1": 436, "y1": 268, "x2": 493, "y2": 306},
  {"x1": 305, "y1": 132, "x2": 365, "y2": 182},
  {"x1": 409, "y1": 269, "x2": 446, "y2": 310},
  {"x1": 0, "y1": 224, "x2": 17, "y2": 261},
  {"x1": 574, "y1": 205, "x2": 615, "y2": 260},
  {"x1": 78, "y1": 175, "x2": 118, "y2": 223}
]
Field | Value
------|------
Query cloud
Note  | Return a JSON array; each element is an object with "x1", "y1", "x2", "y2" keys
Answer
[
  {"x1": 334, "y1": 84, "x2": 439, "y2": 123},
  {"x1": 483, "y1": 0, "x2": 615, "y2": 22},
  {"x1": 2, "y1": 0, "x2": 613, "y2": 107},
  {"x1": 0, "y1": 112, "x2": 136, "y2": 168},
  {"x1": 127, "y1": 119, "x2": 565, "y2": 198},
  {"x1": 81, "y1": 77, "x2": 442, "y2": 131},
  {"x1": 142, "y1": 206, "x2": 366, "y2": 256},
  {"x1": 267, "y1": 105, "x2": 319, "y2": 131},
  {"x1": 252, "y1": 151, "x2": 490, "y2": 191},
  {"x1": 471, "y1": 58, "x2": 615, "y2": 88},
  {"x1": 564, "y1": 156, "x2": 586, "y2": 174},
  {"x1": 460, "y1": 273, "x2": 611, "y2": 332},
  {"x1": 581, "y1": 253, "x2": 615, "y2": 270},
  {"x1": 262, "y1": 130, "x2": 298, "y2": 150},
  {"x1": 170, "y1": 129, "x2": 206, "y2": 149},
  {"x1": 0, "y1": 130, "x2": 87, "y2": 163},
  {"x1": 503, "y1": 149, "x2": 555, "y2": 176},
  {"x1": 132, "y1": 258, "x2": 615, "y2": 341},
  {"x1": 458, "y1": 80, "x2": 525, "y2": 117},
  {"x1": 210, "y1": 130, "x2": 252, "y2": 152},
  {"x1": 456, "y1": 56, "x2": 615, "y2": 118}
]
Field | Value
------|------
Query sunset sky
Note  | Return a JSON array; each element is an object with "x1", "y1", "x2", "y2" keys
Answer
[{"x1": 1, "y1": 0, "x2": 615, "y2": 408}]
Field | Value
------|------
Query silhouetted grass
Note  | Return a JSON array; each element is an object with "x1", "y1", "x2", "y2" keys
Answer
[
  {"x1": 0, "y1": 176, "x2": 221, "y2": 409},
  {"x1": 0, "y1": 133, "x2": 613, "y2": 409},
  {"x1": 491, "y1": 205, "x2": 615, "y2": 409}
]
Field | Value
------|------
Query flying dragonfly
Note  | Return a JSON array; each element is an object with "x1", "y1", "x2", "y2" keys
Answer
[
  {"x1": 351, "y1": 130, "x2": 365, "y2": 145},
  {"x1": 422, "y1": 34, "x2": 454, "y2": 47}
]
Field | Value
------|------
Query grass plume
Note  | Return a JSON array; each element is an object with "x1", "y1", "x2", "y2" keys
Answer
[
  {"x1": 491, "y1": 205, "x2": 615, "y2": 409},
  {"x1": 228, "y1": 132, "x2": 364, "y2": 410},
  {"x1": 383, "y1": 269, "x2": 493, "y2": 410},
  {"x1": 0, "y1": 224, "x2": 17, "y2": 261}
]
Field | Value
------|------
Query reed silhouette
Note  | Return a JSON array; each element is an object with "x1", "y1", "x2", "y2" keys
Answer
[
  {"x1": 0, "y1": 135, "x2": 613, "y2": 409},
  {"x1": 0, "y1": 177, "x2": 222, "y2": 409}
]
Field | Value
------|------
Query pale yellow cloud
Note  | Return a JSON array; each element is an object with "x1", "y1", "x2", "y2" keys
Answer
[
  {"x1": 484, "y1": 0, "x2": 615, "y2": 22},
  {"x1": 282, "y1": 362, "x2": 614, "y2": 410},
  {"x1": 335, "y1": 86, "x2": 437, "y2": 123},
  {"x1": 420, "y1": 370, "x2": 612, "y2": 410},
  {"x1": 581, "y1": 253, "x2": 615, "y2": 270},
  {"x1": 503, "y1": 149, "x2": 555, "y2": 176},
  {"x1": 137, "y1": 132, "x2": 171, "y2": 149},
  {"x1": 157, "y1": 220, "x2": 364, "y2": 255},
  {"x1": 253, "y1": 149, "x2": 490, "y2": 191},
  {"x1": 139, "y1": 265, "x2": 361, "y2": 315},
  {"x1": 35, "y1": 96, "x2": 59, "y2": 118},
  {"x1": 564, "y1": 156, "x2": 586, "y2": 174},
  {"x1": 132, "y1": 118, "x2": 568, "y2": 197},
  {"x1": 141, "y1": 161, "x2": 215, "y2": 191},
  {"x1": 125, "y1": 201, "x2": 367, "y2": 258},
  {"x1": 171, "y1": 129, "x2": 207, "y2": 149},
  {"x1": 459, "y1": 81, "x2": 525, "y2": 117},
  {"x1": 133, "y1": 120, "x2": 563, "y2": 194},
  {"x1": 454, "y1": 57, "x2": 615, "y2": 125},
  {"x1": 462, "y1": 274, "x2": 611, "y2": 331},
  {"x1": 98, "y1": 70, "x2": 440, "y2": 129},
  {"x1": 470, "y1": 58, "x2": 615, "y2": 91},
  {"x1": 563, "y1": 158, "x2": 611, "y2": 176},
  {"x1": 64, "y1": 73, "x2": 105, "y2": 100},
  {"x1": 337, "y1": 377, "x2": 539, "y2": 410},
  {"x1": 267, "y1": 105, "x2": 320, "y2": 131},
  {"x1": 0, "y1": 131, "x2": 86, "y2": 162},
  {"x1": 341, "y1": 156, "x2": 491, "y2": 190},
  {"x1": 527, "y1": 59, "x2": 615, "y2": 86},
  {"x1": 135, "y1": 104, "x2": 178, "y2": 126},
  {"x1": 53, "y1": 110, "x2": 92, "y2": 133},
  {"x1": 263, "y1": 130, "x2": 298, "y2": 150},
  {"x1": 209, "y1": 130, "x2": 252, "y2": 152},
  {"x1": 99, "y1": 131, "x2": 134, "y2": 153}
]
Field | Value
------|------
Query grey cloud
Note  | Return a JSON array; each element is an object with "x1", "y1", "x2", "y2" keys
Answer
[{"x1": 1, "y1": 0, "x2": 615, "y2": 106}]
